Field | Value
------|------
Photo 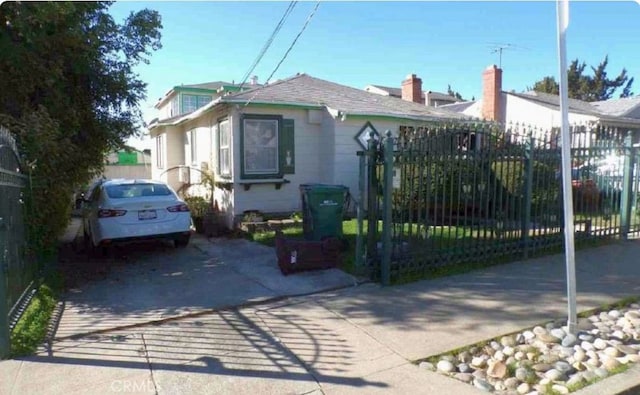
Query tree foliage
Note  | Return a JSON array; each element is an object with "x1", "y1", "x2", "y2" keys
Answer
[
  {"x1": 0, "y1": 2, "x2": 162, "y2": 256},
  {"x1": 531, "y1": 56, "x2": 634, "y2": 102},
  {"x1": 447, "y1": 84, "x2": 465, "y2": 101}
]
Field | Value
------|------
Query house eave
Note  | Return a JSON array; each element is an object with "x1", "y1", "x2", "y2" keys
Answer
[{"x1": 221, "y1": 98, "x2": 325, "y2": 110}]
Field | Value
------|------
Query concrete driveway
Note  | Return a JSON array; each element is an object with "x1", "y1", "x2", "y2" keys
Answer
[{"x1": 55, "y1": 231, "x2": 358, "y2": 339}]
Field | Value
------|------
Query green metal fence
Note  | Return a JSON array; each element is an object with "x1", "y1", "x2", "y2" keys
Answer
[
  {"x1": 356, "y1": 123, "x2": 640, "y2": 284},
  {"x1": 0, "y1": 127, "x2": 31, "y2": 358}
]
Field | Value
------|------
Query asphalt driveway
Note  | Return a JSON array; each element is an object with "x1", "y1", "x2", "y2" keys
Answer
[{"x1": 55, "y1": 225, "x2": 358, "y2": 339}]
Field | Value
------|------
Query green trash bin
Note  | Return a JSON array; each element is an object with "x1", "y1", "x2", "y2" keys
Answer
[{"x1": 300, "y1": 184, "x2": 349, "y2": 241}]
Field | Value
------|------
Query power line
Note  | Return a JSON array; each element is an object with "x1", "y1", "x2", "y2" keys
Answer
[
  {"x1": 264, "y1": 1, "x2": 320, "y2": 85},
  {"x1": 237, "y1": 1, "x2": 297, "y2": 90},
  {"x1": 243, "y1": 1, "x2": 321, "y2": 108}
]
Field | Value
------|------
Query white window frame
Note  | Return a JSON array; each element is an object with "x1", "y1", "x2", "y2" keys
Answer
[
  {"x1": 189, "y1": 129, "x2": 197, "y2": 165},
  {"x1": 218, "y1": 119, "x2": 230, "y2": 176},
  {"x1": 156, "y1": 134, "x2": 164, "y2": 169},
  {"x1": 182, "y1": 94, "x2": 198, "y2": 113}
]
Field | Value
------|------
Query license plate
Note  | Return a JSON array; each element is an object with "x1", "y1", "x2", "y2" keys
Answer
[{"x1": 138, "y1": 210, "x2": 157, "y2": 220}]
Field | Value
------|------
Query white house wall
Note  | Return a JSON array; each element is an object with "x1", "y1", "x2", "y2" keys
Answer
[
  {"x1": 182, "y1": 117, "x2": 213, "y2": 185},
  {"x1": 320, "y1": 112, "x2": 336, "y2": 185},
  {"x1": 103, "y1": 165, "x2": 151, "y2": 180},
  {"x1": 504, "y1": 94, "x2": 597, "y2": 132},
  {"x1": 150, "y1": 126, "x2": 186, "y2": 191},
  {"x1": 332, "y1": 118, "x2": 401, "y2": 207},
  {"x1": 230, "y1": 106, "x2": 325, "y2": 221}
]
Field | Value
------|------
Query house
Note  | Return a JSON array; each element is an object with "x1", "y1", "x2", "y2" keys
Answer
[
  {"x1": 148, "y1": 73, "x2": 469, "y2": 228},
  {"x1": 442, "y1": 65, "x2": 640, "y2": 143},
  {"x1": 365, "y1": 74, "x2": 462, "y2": 107},
  {"x1": 152, "y1": 77, "x2": 260, "y2": 121}
]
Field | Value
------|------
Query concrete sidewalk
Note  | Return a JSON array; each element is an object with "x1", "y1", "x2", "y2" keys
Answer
[{"x1": 3, "y1": 240, "x2": 640, "y2": 394}]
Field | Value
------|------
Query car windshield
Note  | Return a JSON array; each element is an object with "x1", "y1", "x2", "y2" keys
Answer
[{"x1": 105, "y1": 183, "x2": 173, "y2": 199}]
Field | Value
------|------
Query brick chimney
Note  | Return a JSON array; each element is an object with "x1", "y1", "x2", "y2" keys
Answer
[
  {"x1": 401, "y1": 74, "x2": 424, "y2": 104},
  {"x1": 482, "y1": 65, "x2": 503, "y2": 122}
]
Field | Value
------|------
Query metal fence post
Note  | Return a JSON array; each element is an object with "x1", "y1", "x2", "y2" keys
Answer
[
  {"x1": 0, "y1": 239, "x2": 9, "y2": 358},
  {"x1": 522, "y1": 134, "x2": 534, "y2": 258},
  {"x1": 621, "y1": 131, "x2": 635, "y2": 239},
  {"x1": 366, "y1": 132, "x2": 379, "y2": 266},
  {"x1": 381, "y1": 131, "x2": 394, "y2": 286},
  {"x1": 355, "y1": 152, "x2": 365, "y2": 269}
]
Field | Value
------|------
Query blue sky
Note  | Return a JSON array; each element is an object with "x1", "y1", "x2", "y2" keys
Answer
[{"x1": 108, "y1": 1, "x2": 640, "y2": 149}]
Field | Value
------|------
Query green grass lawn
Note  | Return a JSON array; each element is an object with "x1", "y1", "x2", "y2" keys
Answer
[
  {"x1": 249, "y1": 217, "x2": 622, "y2": 284},
  {"x1": 10, "y1": 278, "x2": 60, "y2": 357}
]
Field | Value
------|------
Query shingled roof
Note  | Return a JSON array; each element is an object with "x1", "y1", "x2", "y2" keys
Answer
[
  {"x1": 508, "y1": 91, "x2": 602, "y2": 116},
  {"x1": 222, "y1": 74, "x2": 469, "y2": 122},
  {"x1": 592, "y1": 96, "x2": 640, "y2": 118}
]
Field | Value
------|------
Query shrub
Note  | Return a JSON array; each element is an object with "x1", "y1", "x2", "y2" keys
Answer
[{"x1": 184, "y1": 196, "x2": 210, "y2": 218}]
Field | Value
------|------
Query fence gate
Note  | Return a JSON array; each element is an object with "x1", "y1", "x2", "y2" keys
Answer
[
  {"x1": 0, "y1": 127, "x2": 30, "y2": 358},
  {"x1": 355, "y1": 124, "x2": 640, "y2": 285}
]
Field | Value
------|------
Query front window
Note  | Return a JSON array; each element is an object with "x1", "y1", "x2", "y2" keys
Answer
[
  {"x1": 218, "y1": 119, "x2": 230, "y2": 176},
  {"x1": 197, "y1": 95, "x2": 212, "y2": 108},
  {"x1": 156, "y1": 134, "x2": 164, "y2": 169},
  {"x1": 182, "y1": 94, "x2": 212, "y2": 114},
  {"x1": 170, "y1": 97, "x2": 179, "y2": 117},
  {"x1": 243, "y1": 118, "x2": 279, "y2": 176},
  {"x1": 183, "y1": 94, "x2": 198, "y2": 113}
]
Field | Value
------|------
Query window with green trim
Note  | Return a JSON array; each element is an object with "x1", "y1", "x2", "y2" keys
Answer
[
  {"x1": 182, "y1": 94, "x2": 213, "y2": 114},
  {"x1": 218, "y1": 119, "x2": 231, "y2": 176},
  {"x1": 241, "y1": 115, "x2": 295, "y2": 179}
]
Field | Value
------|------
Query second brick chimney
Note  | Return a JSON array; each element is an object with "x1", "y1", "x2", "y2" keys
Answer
[
  {"x1": 482, "y1": 65, "x2": 503, "y2": 122},
  {"x1": 401, "y1": 74, "x2": 424, "y2": 104}
]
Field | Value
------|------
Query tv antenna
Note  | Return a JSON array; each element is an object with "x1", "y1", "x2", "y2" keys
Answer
[{"x1": 487, "y1": 43, "x2": 528, "y2": 68}]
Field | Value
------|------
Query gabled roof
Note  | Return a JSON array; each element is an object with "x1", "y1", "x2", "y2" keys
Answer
[
  {"x1": 507, "y1": 91, "x2": 640, "y2": 127},
  {"x1": 222, "y1": 74, "x2": 469, "y2": 122},
  {"x1": 368, "y1": 85, "x2": 402, "y2": 97},
  {"x1": 592, "y1": 96, "x2": 640, "y2": 118},
  {"x1": 426, "y1": 91, "x2": 459, "y2": 102},
  {"x1": 440, "y1": 100, "x2": 477, "y2": 112},
  {"x1": 509, "y1": 91, "x2": 602, "y2": 116}
]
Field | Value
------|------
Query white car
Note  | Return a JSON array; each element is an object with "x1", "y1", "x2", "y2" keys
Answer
[{"x1": 82, "y1": 179, "x2": 192, "y2": 252}]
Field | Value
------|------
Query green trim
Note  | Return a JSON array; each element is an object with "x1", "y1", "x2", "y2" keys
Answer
[
  {"x1": 174, "y1": 86, "x2": 218, "y2": 94},
  {"x1": 240, "y1": 114, "x2": 283, "y2": 179},
  {"x1": 346, "y1": 113, "x2": 472, "y2": 124},
  {"x1": 225, "y1": 100, "x2": 323, "y2": 111},
  {"x1": 281, "y1": 119, "x2": 295, "y2": 174}
]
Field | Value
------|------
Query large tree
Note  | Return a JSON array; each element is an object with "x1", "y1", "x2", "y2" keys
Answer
[
  {"x1": 531, "y1": 56, "x2": 634, "y2": 102},
  {"x1": 0, "y1": 2, "x2": 162, "y2": 255}
]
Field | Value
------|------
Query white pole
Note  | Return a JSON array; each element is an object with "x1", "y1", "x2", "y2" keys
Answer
[{"x1": 556, "y1": 0, "x2": 578, "y2": 334}]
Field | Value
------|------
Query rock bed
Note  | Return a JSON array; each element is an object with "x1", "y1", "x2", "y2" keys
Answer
[{"x1": 419, "y1": 303, "x2": 640, "y2": 394}]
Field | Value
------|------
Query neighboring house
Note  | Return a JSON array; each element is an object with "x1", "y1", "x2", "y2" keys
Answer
[
  {"x1": 148, "y1": 73, "x2": 469, "y2": 228},
  {"x1": 152, "y1": 76, "x2": 260, "y2": 121},
  {"x1": 101, "y1": 148, "x2": 152, "y2": 180},
  {"x1": 442, "y1": 65, "x2": 640, "y2": 144},
  {"x1": 365, "y1": 74, "x2": 462, "y2": 107}
]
